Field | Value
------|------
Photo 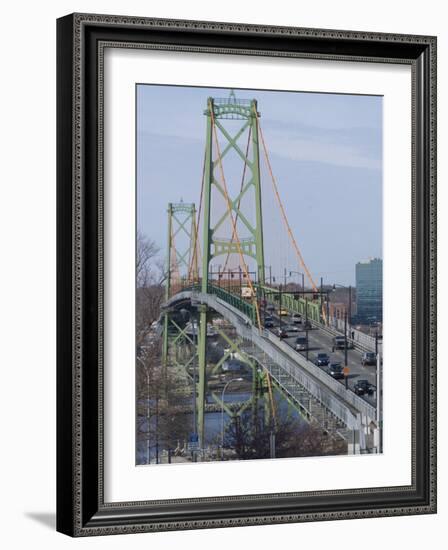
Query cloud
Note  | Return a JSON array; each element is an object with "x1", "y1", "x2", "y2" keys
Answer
[{"x1": 262, "y1": 126, "x2": 381, "y2": 171}]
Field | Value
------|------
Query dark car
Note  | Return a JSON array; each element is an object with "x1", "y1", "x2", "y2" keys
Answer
[
  {"x1": 361, "y1": 352, "x2": 377, "y2": 366},
  {"x1": 264, "y1": 316, "x2": 275, "y2": 328},
  {"x1": 354, "y1": 379, "x2": 375, "y2": 396},
  {"x1": 315, "y1": 353, "x2": 330, "y2": 366},
  {"x1": 328, "y1": 363, "x2": 344, "y2": 379}
]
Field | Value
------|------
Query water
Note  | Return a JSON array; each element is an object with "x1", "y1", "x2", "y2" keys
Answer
[{"x1": 136, "y1": 389, "x2": 306, "y2": 464}]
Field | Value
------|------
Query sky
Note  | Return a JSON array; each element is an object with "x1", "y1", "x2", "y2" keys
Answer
[{"x1": 137, "y1": 84, "x2": 382, "y2": 286}]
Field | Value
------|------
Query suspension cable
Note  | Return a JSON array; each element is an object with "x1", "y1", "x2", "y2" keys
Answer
[
  {"x1": 222, "y1": 126, "x2": 252, "y2": 275},
  {"x1": 169, "y1": 223, "x2": 181, "y2": 296},
  {"x1": 256, "y1": 116, "x2": 318, "y2": 292},
  {"x1": 188, "y1": 149, "x2": 206, "y2": 282},
  {"x1": 255, "y1": 110, "x2": 327, "y2": 324}
]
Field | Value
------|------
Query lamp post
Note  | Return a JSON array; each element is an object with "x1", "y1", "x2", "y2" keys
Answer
[
  {"x1": 258, "y1": 264, "x2": 272, "y2": 286},
  {"x1": 344, "y1": 310, "x2": 348, "y2": 367},
  {"x1": 180, "y1": 308, "x2": 198, "y2": 458},
  {"x1": 221, "y1": 377, "x2": 243, "y2": 456},
  {"x1": 278, "y1": 284, "x2": 283, "y2": 332},
  {"x1": 332, "y1": 283, "x2": 352, "y2": 334},
  {"x1": 330, "y1": 284, "x2": 352, "y2": 367},
  {"x1": 305, "y1": 296, "x2": 309, "y2": 361},
  {"x1": 289, "y1": 270, "x2": 305, "y2": 293},
  {"x1": 137, "y1": 355, "x2": 152, "y2": 465},
  {"x1": 332, "y1": 283, "x2": 352, "y2": 328}
]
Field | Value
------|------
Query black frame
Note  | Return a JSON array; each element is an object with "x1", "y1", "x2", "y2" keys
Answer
[{"x1": 57, "y1": 13, "x2": 437, "y2": 536}]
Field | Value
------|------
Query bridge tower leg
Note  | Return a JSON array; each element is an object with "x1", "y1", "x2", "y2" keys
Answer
[
  {"x1": 162, "y1": 201, "x2": 198, "y2": 380},
  {"x1": 197, "y1": 93, "x2": 267, "y2": 447}
]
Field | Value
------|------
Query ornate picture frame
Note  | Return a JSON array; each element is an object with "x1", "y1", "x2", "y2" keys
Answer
[{"x1": 57, "y1": 13, "x2": 436, "y2": 536}]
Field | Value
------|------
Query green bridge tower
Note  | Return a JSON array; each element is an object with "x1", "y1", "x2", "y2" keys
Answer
[{"x1": 197, "y1": 91, "x2": 266, "y2": 448}]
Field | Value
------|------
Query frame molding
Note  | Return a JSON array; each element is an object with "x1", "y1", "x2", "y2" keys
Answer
[{"x1": 57, "y1": 13, "x2": 437, "y2": 536}]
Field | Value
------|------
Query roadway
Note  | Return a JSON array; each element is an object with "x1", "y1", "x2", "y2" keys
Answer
[{"x1": 265, "y1": 310, "x2": 378, "y2": 407}]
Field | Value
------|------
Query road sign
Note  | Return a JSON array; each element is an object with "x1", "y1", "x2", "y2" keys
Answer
[
  {"x1": 188, "y1": 433, "x2": 199, "y2": 451},
  {"x1": 343, "y1": 367, "x2": 350, "y2": 376}
]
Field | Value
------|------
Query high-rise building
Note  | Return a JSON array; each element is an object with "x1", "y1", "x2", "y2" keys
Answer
[{"x1": 355, "y1": 258, "x2": 382, "y2": 324}]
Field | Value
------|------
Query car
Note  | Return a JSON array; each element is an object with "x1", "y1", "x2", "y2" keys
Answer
[
  {"x1": 266, "y1": 304, "x2": 276, "y2": 312},
  {"x1": 295, "y1": 336, "x2": 308, "y2": 351},
  {"x1": 283, "y1": 324, "x2": 299, "y2": 333},
  {"x1": 277, "y1": 327, "x2": 289, "y2": 339},
  {"x1": 292, "y1": 313, "x2": 302, "y2": 324},
  {"x1": 354, "y1": 379, "x2": 375, "y2": 396},
  {"x1": 315, "y1": 352, "x2": 330, "y2": 366},
  {"x1": 361, "y1": 352, "x2": 377, "y2": 366},
  {"x1": 221, "y1": 359, "x2": 247, "y2": 373},
  {"x1": 328, "y1": 363, "x2": 344, "y2": 379},
  {"x1": 264, "y1": 316, "x2": 275, "y2": 328},
  {"x1": 278, "y1": 308, "x2": 289, "y2": 316}
]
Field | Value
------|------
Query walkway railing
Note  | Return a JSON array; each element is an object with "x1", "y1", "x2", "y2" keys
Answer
[{"x1": 181, "y1": 282, "x2": 256, "y2": 324}]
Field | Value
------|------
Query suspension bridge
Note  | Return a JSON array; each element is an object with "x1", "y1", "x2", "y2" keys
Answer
[{"x1": 158, "y1": 91, "x2": 381, "y2": 458}]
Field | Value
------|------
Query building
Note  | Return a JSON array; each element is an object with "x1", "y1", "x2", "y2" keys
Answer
[{"x1": 355, "y1": 258, "x2": 383, "y2": 325}]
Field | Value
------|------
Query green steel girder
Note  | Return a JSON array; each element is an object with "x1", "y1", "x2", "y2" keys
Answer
[
  {"x1": 169, "y1": 318, "x2": 196, "y2": 347},
  {"x1": 269, "y1": 375, "x2": 312, "y2": 423},
  {"x1": 214, "y1": 119, "x2": 254, "y2": 167},
  {"x1": 165, "y1": 202, "x2": 197, "y2": 300},
  {"x1": 212, "y1": 178, "x2": 255, "y2": 237},
  {"x1": 258, "y1": 284, "x2": 322, "y2": 323},
  {"x1": 201, "y1": 93, "x2": 265, "y2": 284},
  {"x1": 212, "y1": 120, "x2": 251, "y2": 167},
  {"x1": 212, "y1": 239, "x2": 257, "y2": 260}
]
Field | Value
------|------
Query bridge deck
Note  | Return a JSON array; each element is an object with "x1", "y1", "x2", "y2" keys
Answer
[{"x1": 164, "y1": 289, "x2": 376, "y2": 432}]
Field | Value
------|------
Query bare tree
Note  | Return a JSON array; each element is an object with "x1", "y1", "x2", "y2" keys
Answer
[
  {"x1": 135, "y1": 233, "x2": 190, "y2": 463},
  {"x1": 136, "y1": 232, "x2": 165, "y2": 346},
  {"x1": 224, "y1": 409, "x2": 347, "y2": 460},
  {"x1": 136, "y1": 338, "x2": 190, "y2": 464},
  {"x1": 136, "y1": 231, "x2": 161, "y2": 287}
]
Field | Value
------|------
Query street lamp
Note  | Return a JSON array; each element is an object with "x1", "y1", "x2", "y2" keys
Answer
[
  {"x1": 258, "y1": 264, "x2": 272, "y2": 286},
  {"x1": 180, "y1": 308, "x2": 198, "y2": 455},
  {"x1": 289, "y1": 270, "x2": 305, "y2": 292},
  {"x1": 331, "y1": 284, "x2": 352, "y2": 367},
  {"x1": 137, "y1": 355, "x2": 153, "y2": 465},
  {"x1": 332, "y1": 283, "x2": 352, "y2": 329},
  {"x1": 220, "y1": 377, "x2": 243, "y2": 456}
]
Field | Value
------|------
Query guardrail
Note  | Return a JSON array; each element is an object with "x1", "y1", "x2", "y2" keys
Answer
[
  {"x1": 257, "y1": 284, "x2": 321, "y2": 323},
  {"x1": 164, "y1": 289, "x2": 376, "y2": 424},
  {"x1": 197, "y1": 293, "x2": 375, "y2": 426}
]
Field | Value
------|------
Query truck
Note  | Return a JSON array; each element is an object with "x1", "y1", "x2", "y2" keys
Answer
[
  {"x1": 332, "y1": 335, "x2": 353, "y2": 350},
  {"x1": 241, "y1": 286, "x2": 254, "y2": 299}
]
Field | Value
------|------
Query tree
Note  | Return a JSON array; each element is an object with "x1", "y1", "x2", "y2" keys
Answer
[
  {"x1": 135, "y1": 232, "x2": 190, "y2": 463},
  {"x1": 136, "y1": 232, "x2": 165, "y2": 347},
  {"x1": 136, "y1": 338, "x2": 190, "y2": 464},
  {"x1": 224, "y1": 408, "x2": 347, "y2": 460}
]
